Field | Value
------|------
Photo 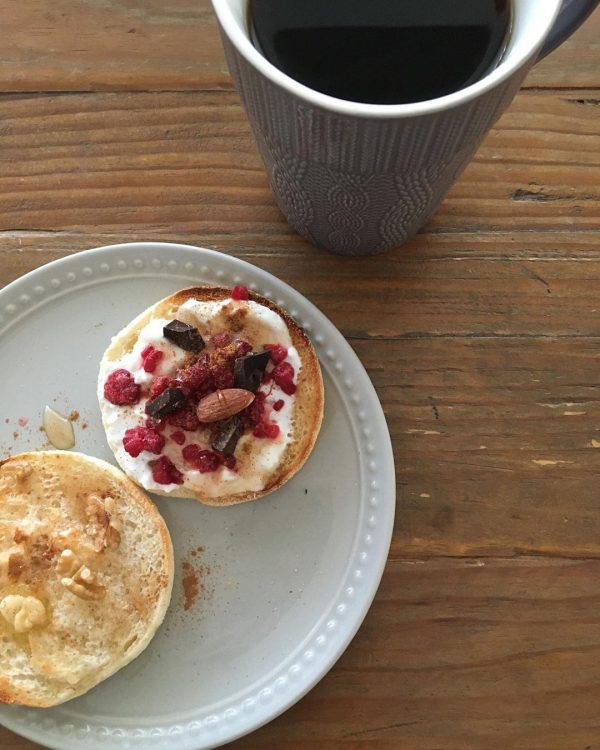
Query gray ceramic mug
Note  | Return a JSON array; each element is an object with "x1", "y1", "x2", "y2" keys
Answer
[{"x1": 212, "y1": 0, "x2": 598, "y2": 256}]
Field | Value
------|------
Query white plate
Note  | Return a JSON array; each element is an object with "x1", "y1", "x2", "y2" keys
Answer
[{"x1": 0, "y1": 242, "x2": 395, "y2": 750}]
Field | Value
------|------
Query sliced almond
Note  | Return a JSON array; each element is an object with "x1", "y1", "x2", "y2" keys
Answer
[
  {"x1": 196, "y1": 388, "x2": 254, "y2": 423},
  {"x1": 43, "y1": 405, "x2": 75, "y2": 450}
]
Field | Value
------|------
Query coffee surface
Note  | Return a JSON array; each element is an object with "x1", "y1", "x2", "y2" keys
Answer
[{"x1": 249, "y1": 0, "x2": 511, "y2": 104}]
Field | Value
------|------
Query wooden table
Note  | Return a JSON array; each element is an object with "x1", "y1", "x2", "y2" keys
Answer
[{"x1": 1, "y1": 3, "x2": 599, "y2": 749}]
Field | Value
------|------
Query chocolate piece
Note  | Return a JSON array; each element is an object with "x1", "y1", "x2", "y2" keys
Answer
[
  {"x1": 163, "y1": 320, "x2": 205, "y2": 352},
  {"x1": 212, "y1": 417, "x2": 243, "y2": 455},
  {"x1": 145, "y1": 387, "x2": 186, "y2": 418},
  {"x1": 233, "y1": 350, "x2": 271, "y2": 393}
]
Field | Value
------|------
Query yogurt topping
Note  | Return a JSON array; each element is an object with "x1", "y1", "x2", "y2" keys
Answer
[{"x1": 98, "y1": 297, "x2": 301, "y2": 497}]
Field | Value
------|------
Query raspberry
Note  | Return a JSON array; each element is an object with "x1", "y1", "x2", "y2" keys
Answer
[
  {"x1": 145, "y1": 416, "x2": 166, "y2": 432},
  {"x1": 242, "y1": 390, "x2": 265, "y2": 428},
  {"x1": 123, "y1": 426, "x2": 165, "y2": 457},
  {"x1": 235, "y1": 339, "x2": 253, "y2": 357},
  {"x1": 272, "y1": 361, "x2": 296, "y2": 395},
  {"x1": 263, "y1": 344, "x2": 288, "y2": 364},
  {"x1": 210, "y1": 364, "x2": 235, "y2": 390},
  {"x1": 150, "y1": 455, "x2": 184, "y2": 485},
  {"x1": 141, "y1": 345, "x2": 164, "y2": 373},
  {"x1": 273, "y1": 399, "x2": 284, "y2": 412},
  {"x1": 231, "y1": 285, "x2": 249, "y2": 301},
  {"x1": 182, "y1": 445, "x2": 221, "y2": 473},
  {"x1": 210, "y1": 332, "x2": 231, "y2": 348},
  {"x1": 103, "y1": 369, "x2": 140, "y2": 405},
  {"x1": 167, "y1": 403, "x2": 200, "y2": 432},
  {"x1": 178, "y1": 361, "x2": 211, "y2": 394},
  {"x1": 149, "y1": 376, "x2": 170, "y2": 398},
  {"x1": 222, "y1": 454, "x2": 237, "y2": 470},
  {"x1": 170, "y1": 430, "x2": 186, "y2": 445},
  {"x1": 253, "y1": 421, "x2": 280, "y2": 439}
]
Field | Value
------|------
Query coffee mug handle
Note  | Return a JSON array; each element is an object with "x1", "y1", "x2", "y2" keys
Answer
[{"x1": 537, "y1": 0, "x2": 598, "y2": 59}]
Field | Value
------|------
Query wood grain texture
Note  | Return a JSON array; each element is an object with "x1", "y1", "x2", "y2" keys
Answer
[
  {"x1": 0, "y1": 89, "x2": 597, "y2": 234},
  {"x1": 0, "y1": 2, "x2": 599, "y2": 749},
  {"x1": 0, "y1": 2, "x2": 597, "y2": 93}
]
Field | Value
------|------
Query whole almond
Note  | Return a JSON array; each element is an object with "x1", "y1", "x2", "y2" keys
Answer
[{"x1": 196, "y1": 388, "x2": 254, "y2": 423}]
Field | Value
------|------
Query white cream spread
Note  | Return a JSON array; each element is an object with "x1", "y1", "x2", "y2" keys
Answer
[{"x1": 98, "y1": 298, "x2": 301, "y2": 497}]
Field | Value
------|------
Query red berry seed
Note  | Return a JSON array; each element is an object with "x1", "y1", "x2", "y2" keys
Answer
[
  {"x1": 182, "y1": 444, "x2": 221, "y2": 473},
  {"x1": 263, "y1": 344, "x2": 288, "y2": 364},
  {"x1": 170, "y1": 430, "x2": 186, "y2": 445},
  {"x1": 141, "y1": 345, "x2": 164, "y2": 373},
  {"x1": 150, "y1": 455, "x2": 184, "y2": 485},
  {"x1": 231, "y1": 285, "x2": 249, "y2": 301},
  {"x1": 104, "y1": 369, "x2": 141, "y2": 405},
  {"x1": 273, "y1": 399, "x2": 284, "y2": 411},
  {"x1": 272, "y1": 361, "x2": 297, "y2": 396},
  {"x1": 123, "y1": 426, "x2": 165, "y2": 458}
]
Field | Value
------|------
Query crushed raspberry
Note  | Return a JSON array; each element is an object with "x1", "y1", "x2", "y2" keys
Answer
[
  {"x1": 263, "y1": 344, "x2": 288, "y2": 364},
  {"x1": 273, "y1": 399, "x2": 284, "y2": 411},
  {"x1": 149, "y1": 375, "x2": 170, "y2": 398},
  {"x1": 167, "y1": 403, "x2": 200, "y2": 432},
  {"x1": 221, "y1": 454, "x2": 237, "y2": 470},
  {"x1": 272, "y1": 361, "x2": 296, "y2": 395},
  {"x1": 242, "y1": 390, "x2": 265, "y2": 428},
  {"x1": 231, "y1": 285, "x2": 249, "y2": 301},
  {"x1": 234, "y1": 339, "x2": 253, "y2": 357},
  {"x1": 104, "y1": 369, "x2": 141, "y2": 405},
  {"x1": 170, "y1": 430, "x2": 186, "y2": 445},
  {"x1": 145, "y1": 416, "x2": 166, "y2": 432},
  {"x1": 253, "y1": 422, "x2": 280, "y2": 439},
  {"x1": 141, "y1": 345, "x2": 164, "y2": 373},
  {"x1": 178, "y1": 361, "x2": 211, "y2": 394},
  {"x1": 150, "y1": 455, "x2": 184, "y2": 485},
  {"x1": 182, "y1": 445, "x2": 221, "y2": 473},
  {"x1": 123, "y1": 426, "x2": 165, "y2": 457},
  {"x1": 210, "y1": 364, "x2": 235, "y2": 390},
  {"x1": 210, "y1": 332, "x2": 231, "y2": 348}
]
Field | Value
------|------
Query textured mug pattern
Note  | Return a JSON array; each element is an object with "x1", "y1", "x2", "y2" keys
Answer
[{"x1": 220, "y1": 32, "x2": 534, "y2": 255}]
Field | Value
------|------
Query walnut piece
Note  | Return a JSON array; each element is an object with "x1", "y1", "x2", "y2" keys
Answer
[
  {"x1": 56, "y1": 548, "x2": 79, "y2": 577},
  {"x1": 85, "y1": 494, "x2": 121, "y2": 551},
  {"x1": 58, "y1": 549, "x2": 105, "y2": 600},
  {"x1": 0, "y1": 594, "x2": 46, "y2": 633}
]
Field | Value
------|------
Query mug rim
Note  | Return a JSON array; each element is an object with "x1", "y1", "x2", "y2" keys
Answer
[{"x1": 211, "y1": 0, "x2": 563, "y2": 119}]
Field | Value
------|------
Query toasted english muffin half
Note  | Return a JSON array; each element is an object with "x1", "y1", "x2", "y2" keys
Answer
[
  {"x1": 98, "y1": 286, "x2": 324, "y2": 505},
  {"x1": 0, "y1": 451, "x2": 173, "y2": 707}
]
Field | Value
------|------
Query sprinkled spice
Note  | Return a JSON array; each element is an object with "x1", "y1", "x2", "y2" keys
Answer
[
  {"x1": 182, "y1": 560, "x2": 200, "y2": 611},
  {"x1": 68, "y1": 410, "x2": 80, "y2": 421}
]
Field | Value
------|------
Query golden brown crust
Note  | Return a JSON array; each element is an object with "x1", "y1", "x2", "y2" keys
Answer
[{"x1": 101, "y1": 286, "x2": 324, "y2": 506}]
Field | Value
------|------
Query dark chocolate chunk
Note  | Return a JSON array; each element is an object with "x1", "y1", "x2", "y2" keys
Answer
[
  {"x1": 145, "y1": 387, "x2": 186, "y2": 418},
  {"x1": 233, "y1": 350, "x2": 271, "y2": 393},
  {"x1": 212, "y1": 416, "x2": 243, "y2": 455},
  {"x1": 163, "y1": 320, "x2": 205, "y2": 352}
]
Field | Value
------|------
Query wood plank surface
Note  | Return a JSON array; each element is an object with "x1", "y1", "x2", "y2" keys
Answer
[
  {"x1": 0, "y1": 2, "x2": 599, "y2": 750},
  {"x1": 0, "y1": 89, "x2": 597, "y2": 233},
  {"x1": 0, "y1": 2, "x2": 597, "y2": 92}
]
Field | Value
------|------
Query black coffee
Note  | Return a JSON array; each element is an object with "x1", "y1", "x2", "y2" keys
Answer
[{"x1": 249, "y1": 0, "x2": 511, "y2": 105}]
